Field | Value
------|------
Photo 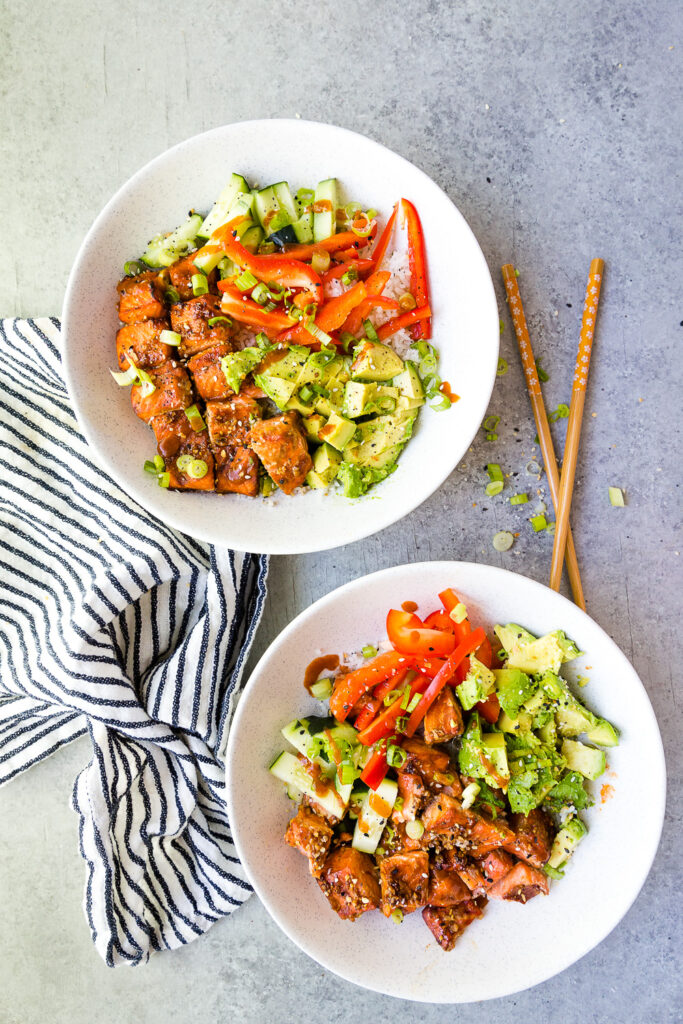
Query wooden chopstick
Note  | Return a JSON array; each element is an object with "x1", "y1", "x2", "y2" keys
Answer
[
  {"x1": 549, "y1": 258, "x2": 605, "y2": 593},
  {"x1": 501, "y1": 265, "x2": 586, "y2": 610}
]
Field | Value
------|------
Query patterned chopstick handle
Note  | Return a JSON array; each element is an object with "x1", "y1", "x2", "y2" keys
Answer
[
  {"x1": 501, "y1": 265, "x2": 542, "y2": 398},
  {"x1": 573, "y1": 258, "x2": 605, "y2": 393}
]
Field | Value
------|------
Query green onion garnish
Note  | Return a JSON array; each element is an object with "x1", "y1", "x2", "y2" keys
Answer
[
  {"x1": 386, "y1": 744, "x2": 407, "y2": 769},
  {"x1": 160, "y1": 329, "x2": 181, "y2": 347},
  {"x1": 535, "y1": 358, "x2": 549, "y2": 382},
  {"x1": 486, "y1": 432, "x2": 498, "y2": 441},
  {"x1": 406, "y1": 693, "x2": 421, "y2": 713},
  {"x1": 298, "y1": 384, "x2": 314, "y2": 403},
  {"x1": 310, "y1": 678, "x2": 333, "y2": 700},
  {"x1": 450, "y1": 602, "x2": 467, "y2": 624},
  {"x1": 430, "y1": 393, "x2": 451, "y2": 412},
  {"x1": 208, "y1": 316, "x2": 231, "y2": 328},
  {"x1": 144, "y1": 459, "x2": 159, "y2": 475},
  {"x1": 549, "y1": 402, "x2": 570, "y2": 422},
  {"x1": 362, "y1": 644, "x2": 377, "y2": 659},
  {"x1": 483, "y1": 414, "x2": 500, "y2": 432},
  {"x1": 344, "y1": 201, "x2": 361, "y2": 220},
  {"x1": 218, "y1": 256, "x2": 240, "y2": 278},
  {"x1": 123, "y1": 259, "x2": 146, "y2": 277},
  {"x1": 184, "y1": 405, "x2": 206, "y2": 432},
  {"x1": 351, "y1": 212, "x2": 374, "y2": 237},
  {"x1": 497, "y1": 357, "x2": 508, "y2": 376},
  {"x1": 405, "y1": 819, "x2": 424, "y2": 840},
  {"x1": 383, "y1": 690, "x2": 402, "y2": 706},
  {"x1": 176, "y1": 453, "x2": 194, "y2": 473},
  {"x1": 339, "y1": 763, "x2": 356, "y2": 785},
  {"x1": 339, "y1": 331, "x2": 356, "y2": 353},
  {"x1": 110, "y1": 365, "x2": 139, "y2": 387},
  {"x1": 185, "y1": 458, "x2": 209, "y2": 480},
  {"x1": 311, "y1": 250, "x2": 331, "y2": 275},
  {"x1": 530, "y1": 514, "x2": 547, "y2": 532},
  {"x1": 153, "y1": 454, "x2": 164, "y2": 473},
  {"x1": 165, "y1": 286, "x2": 181, "y2": 304},
  {"x1": 136, "y1": 368, "x2": 156, "y2": 398},
  {"x1": 492, "y1": 531, "x2": 514, "y2": 552},
  {"x1": 391, "y1": 909, "x2": 404, "y2": 924},
  {"x1": 510, "y1": 493, "x2": 529, "y2": 505},
  {"x1": 191, "y1": 273, "x2": 209, "y2": 297},
  {"x1": 251, "y1": 282, "x2": 270, "y2": 305},
  {"x1": 157, "y1": 472, "x2": 170, "y2": 489},
  {"x1": 398, "y1": 292, "x2": 416, "y2": 311},
  {"x1": 260, "y1": 474, "x2": 276, "y2": 496},
  {"x1": 341, "y1": 266, "x2": 358, "y2": 286},
  {"x1": 395, "y1": 715, "x2": 408, "y2": 734},
  {"x1": 234, "y1": 269, "x2": 258, "y2": 292},
  {"x1": 608, "y1": 486, "x2": 625, "y2": 506},
  {"x1": 487, "y1": 463, "x2": 504, "y2": 483},
  {"x1": 305, "y1": 321, "x2": 332, "y2": 345},
  {"x1": 363, "y1": 319, "x2": 379, "y2": 343},
  {"x1": 545, "y1": 521, "x2": 556, "y2": 534},
  {"x1": 485, "y1": 481, "x2": 504, "y2": 497},
  {"x1": 255, "y1": 332, "x2": 272, "y2": 349}
]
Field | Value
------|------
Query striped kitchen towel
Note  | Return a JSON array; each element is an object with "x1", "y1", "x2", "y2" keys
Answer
[{"x1": 0, "y1": 318, "x2": 268, "y2": 966}]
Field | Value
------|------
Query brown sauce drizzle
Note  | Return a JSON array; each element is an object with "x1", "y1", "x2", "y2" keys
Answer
[
  {"x1": 303, "y1": 653, "x2": 340, "y2": 694},
  {"x1": 401, "y1": 600, "x2": 418, "y2": 614}
]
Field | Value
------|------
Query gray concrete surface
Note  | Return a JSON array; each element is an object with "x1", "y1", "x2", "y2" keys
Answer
[{"x1": 1, "y1": 0, "x2": 681, "y2": 1021}]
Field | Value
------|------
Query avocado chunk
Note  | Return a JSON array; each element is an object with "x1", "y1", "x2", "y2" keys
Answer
[
  {"x1": 318, "y1": 411, "x2": 356, "y2": 451},
  {"x1": 498, "y1": 710, "x2": 533, "y2": 733},
  {"x1": 458, "y1": 715, "x2": 509, "y2": 788},
  {"x1": 546, "y1": 816, "x2": 588, "y2": 875},
  {"x1": 220, "y1": 347, "x2": 263, "y2": 393},
  {"x1": 297, "y1": 352, "x2": 345, "y2": 388},
  {"x1": 343, "y1": 442, "x2": 404, "y2": 471},
  {"x1": 303, "y1": 413, "x2": 326, "y2": 442},
  {"x1": 561, "y1": 739, "x2": 607, "y2": 780},
  {"x1": 350, "y1": 341, "x2": 404, "y2": 382},
  {"x1": 493, "y1": 667, "x2": 537, "y2": 717},
  {"x1": 285, "y1": 390, "x2": 316, "y2": 416},
  {"x1": 393, "y1": 360, "x2": 425, "y2": 402},
  {"x1": 253, "y1": 373, "x2": 297, "y2": 410},
  {"x1": 261, "y1": 347, "x2": 310, "y2": 382},
  {"x1": 342, "y1": 381, "x2": 399, "y2": 418},
  {"x1": 584, "y1": 717, "x2": 619, "y2": 747},
  {"x1": 305, "y1": 443, "x2": 342, "y2": 488},
  {"x1": 343, "y1": 411, "x2": 416, "y2": 465},
  {"x1": 456, "y1": 655, "x2": 496, "y2": 711}
]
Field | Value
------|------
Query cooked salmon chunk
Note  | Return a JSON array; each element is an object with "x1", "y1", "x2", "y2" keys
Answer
[
  {"x1": 170, "y1": 295, "x2": 231, "y2": 357},
  {"x1": 441, "y1": 852, "x2": 488, "y2": 896},
  {"x1": 422, "y1": 794, "x2": 513, "y2": 857},
  {"x1": 317, "y1": 847, "x2": 381, "y2": 921},
  {"x1": 186, "y1": 342, "x2": 234, "y2": 401},
  {"x1": 204, "y1": 397, "x2": 261, "y2": 495},
  {"x1": 117, "y1": 270, "x2": 167, "y2": 324},
  {"x1": 130, "y1": 361, "x2": 192, "y2": 422},
  {"x1": 116, "y1": 319, "x2": 172, "y2": 371},
  {"x1": 401, "y1": 737, "x2": 451, "y2": 788},
  {"x1": 486, "y1": 862, "x2": 549, "y2": 903},
  {"x1": 285, "y1": 805, "x2": 334, "y2": 878},
  {"x1": 422, "y1": 899, "x2": 486, "y2": 951},
  {"x1": 150, "y1": 411, "x2": 213, "y2": 491},
  {"x1": 249, "y1": 412, "x2": 312, "y2": 495},
  {"x1": 427, "y1": 868, "x2": 472, "y2": 906},
  {"x1": 423, "y1": 686, "x2": 463, "y2": 744},
  {"x1": 379, "y1": 850, "x2": 430, "y2": 916},
  {"x1": 392, "y1": 770, "x2": 427, "y2": 823},
  {"x1": 478, "y1": 848, "x2": 515, "y2": 887},
  {"x1": 167, "y1": 254, "x2": 216, "y2": 301},
  {"x1": 502, "y1": 809, "x2": 554, "y2": 867},
  {"x1": 378, "y1": 819, "x2": 424, "y2": 857},
  {"x1": 215, "y1": 447, "x2": 260, "y2": 496}
]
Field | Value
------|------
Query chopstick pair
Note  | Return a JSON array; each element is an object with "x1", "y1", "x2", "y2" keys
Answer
[{"x1": 501, "y1": 259, "x2": 605, "y2": 610}]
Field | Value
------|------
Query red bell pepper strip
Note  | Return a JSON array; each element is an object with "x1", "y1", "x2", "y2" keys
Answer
[
  {"x1": 217, "y1": 285, "x2": 295, "y2": 332},
  {"x1": 376, "y1": 304, "x2": 431, "y2": 341},
  {"x1": 386, "y1": 608, "x2": 456, "y2": 658},
  {"x1": 282, "y1": 226, "x2": 377, "y2": 262},
  {"x1": 352, "y1": 671, "x2": 409, "y2": 730},
  {"x1": 341, "y1": 271, "x2": 391, "y2": 335},
  {"x1": 357, "y1": 675, "x2": 429, "y2": 746},
  {"x1": 212, "y1": 221, "x2": 323, "y2": 303},
  {"x1": 438, "y1": 587, "x2": 494, "y2": 681},
  {"x1": 423, "y1": 609, "x2": 456, "y2": 633},
  {"x1": 399, "y1": 198, "x2": 431, "y2": 341},
  {"x1": 322, "y1": 259, "x2": 375, "y2": 284},
  {"x1": 276, "y1": 281, "x2": 368, "y2": 346},
  {"x1": 404, "y1": 627, "x2": 486, "y2": 737},
  {"x1": 477, "y1": 692, "x2": 501, "y2": 725},
  {"x1": 371, "y1": 204, "x2": 398, "y2": 269},
  {"x1": 329, "y1": 650, "x2": 412, "y2": 722},
  {"x1": 413, "y1": 656, "x2": 448, "y2": 678},
  {"x1": 360, "y1": 740, "x2": 390, "y2": 790}
]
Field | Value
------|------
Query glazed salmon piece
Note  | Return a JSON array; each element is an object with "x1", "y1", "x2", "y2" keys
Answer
[
  {"x1": 422, "y1": 898, "x2": 486, "y2": 951},
  {"x1": 486, "y1": 862, "x2": 549, "y2": 903},
  {"x1": 150, "y1": 411, "x2": 213, "y2": 491},
  {"x1": 285, "y1": 805, "x2": 334, "y2": 878},
  {"x1": 130, "y1": 361, "x2": 192, "y2": 422},
  {"x1": 116, "y1": 319, "x2": 172, "y2": 371},
  {"x1": 478, "y1": 848, "x2": 515, "y2": 887},
  {"x1": 422, "y1": 794, "x2": 513, "y2": 857},
  {"x1": 117, "y1": 270, "x2": 167, "y2": 324},
  {"x1": 249, "y1": 412, "x2": 312, "y2": 495},
  {"x1": 468, "y1": 813, "x2": 514, "y2": 858},
  {"x1": 445, "y1": 852, "x2": 488, "y2": 896},
  {"x1": 379, "y1": 850, "x2": 430, "y2": 916},
  {"x1": 378, "y1": 819, "x2": 424, "y2": 857},
  {"x1": 421, "y1": 793, "x2": 470, "y2": 834},
  {"x1": 502, "y1": 809, "x2": 554, "y2": 867},
  {"x1": 215, "y1": 446, "x2": 260, "y2": 496},
  {"x1": 317, "y1": 846, "x2": 381, "y2": 921},
  {"x1": 167, "y1": 254, "x2": 216, "y2": 301},
  {"x1": 170, "y1": 295, "x2": 232, "y2": 357},
  {"x1": 401, "y1": 737, "x2": 451, "y2": 788},
  {"x1": 427, "y1": 868, "x2": 471, "y2": 906},
  {"x1": 186, "y1": 342, "x2": 235, "y2": 401},
  {"x1": 423, "y1": 686, "x2": 463, "y2": 744},
  {"x1": 205, "y1": 396, "x2": 261, "y2": 448},
  {"x1": 151, "y1": 410, "x2": 192, "y2": 458},
  {"x1": 392, "y1": 770, "x2": 427, "y2": 823}
]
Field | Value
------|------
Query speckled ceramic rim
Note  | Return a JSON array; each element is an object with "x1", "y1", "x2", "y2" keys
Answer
[
  {"x1": 61, "y1": 119, "x2": 499, "y2": 553},
  {"x1": 226, "y1": 560, "x2": 666, "y2": 1002}
]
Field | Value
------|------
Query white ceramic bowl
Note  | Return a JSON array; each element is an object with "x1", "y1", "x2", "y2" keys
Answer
[
  {"x1": 62, "y1": 120, "x2": 498, "y2": 553},
  {"x1": 226, "y1": 561, "x2": 665, "y2": 1002}
]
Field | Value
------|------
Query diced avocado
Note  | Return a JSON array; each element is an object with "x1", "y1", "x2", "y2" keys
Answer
[
  {"x1": 342, "y1": 381, "x2": 399, "y2": 418},
  {"x1": 350, "y1": 341, "x2": 405, "y2": 382},
  {"x1": 318, "y1": 411, "x2": 356, "y2": 451},
  {"x1": 303, "y1": 413, "x2": 326, "y2": 442},
  {"x1": 555, "y1": 703, "x2": 597, "y2": 738},
  {"x1": 459, "y1": 715, "x2": 509, "y2": 788},
  {"x1": 305, "y1": 443, "x2": 341, "y2": 488},
  {"x1": 314, "y1": 377, "x2": 345, "y2": 418},
  {"x1": 393, "y1": 360, "x2": 425, "y2": 402},
  {"x1": 585, "y1": 717, "x2": 619, "y2": 747},
  {"x1": 285, "y1": 391, "x2": 316, "y2": 416},
  {"x1": 345, "y1": 412, "x2": 416, "y2": 465},
  {"x1": 494, "y1": 623, "x2": 537, "y2": 654},
  {"x1": 561, "y1": 739, "x2": 607, "y2": 780},
  {"x1": 496, "y1": 623, "x2": 583, "y2": 674},
  {"x1": 396, "y1": 395, "x2": 424, "y2": 412},
  {"x1": 493, "y1": 667, "x2": 537, "y2": 718},
  {"x1": 261, "y1": 348, "x2": 310, "y2": 382},
  {"x1": 498, "y1": 710, "x2": 533, "y2": 733},
  {"x1": 538, "y1": 717, "x2": 558, "y2": 747},
  {"x1": 343, "y1": 442, "x2": 403, "y2": 470},
  {"x1": 481, "y1": 733, "x2": 510, "y2": 781},
  {"x1": 254, "y1": 373, "x2": 297, "y2": 410},
  {"x1": 546, "y1": 816, "x2": 588, "y2": 874},
  {"x1": 456, "y1": 655, "x2": 496, "y2": 711},
  {"x1": 296, "y1": 352, "x2": 344, "y2": 388},
  {"x1": 221, "y1": 347, "x2": 263, "y2": 393}
]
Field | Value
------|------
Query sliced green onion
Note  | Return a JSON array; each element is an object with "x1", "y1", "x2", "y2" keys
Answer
[
  {"x1": 305, "y1": 321, "x2": 332, "y2": 346},
  {"x1": 160, "y1": 329, "x2": 181, "y2": 347},
  {"x1": 386, "y1": 744, "x2": 407, "y2": 769},
  {"x1": 430, "y1": 393, "x2": 451, "y2": 412},
  {"x1": 395, "y1": 715, "x2": 408, "y2": 734},
  {"x1": 461, "y1": 781, "x2": 480, "y2": 810},
  {"x1": 362, "y1": 644, "x2": 377, "y2": 659},
  {"x1": 123, "y1": 259, "x2": 146, "y2": 277},
  {"x1": 341, "y1": 266, "x2": 358, "y2": 286},
  {"x1": 255, "y1": 332, "x2": 272, "y2": 349},
  {"x1": 157, "y1": 472, "x2": 170, "y2": 489},
  {"x1": 251, "y1": 282, "x2": 270, "y2": 305},
  {"x1": 186, "y1": 458, "x2": 209, "y2": 480},
  {"x1": 298, "y1": 384, "x2": 314, "y2": 403},
  {"x1": 366, "y1": 208, "x2": 378, "y2": 220},
  {"x1": 545, "y1": 521, "x2": 556, "y2": 534},
  {"x1": 400, "y1": 688, "x2": 411, "y2": 710},
  {"x1": 383, "y1": 690, "x2": 402, "y2": 706},
  {"x1": 208, "y1": 315, "x2": 231, "y2": 328},
  {"x1": 234, "y1": 269, "x2": 258, "y2": 291},
  {"x1": 218, "y1": 256, "x2": 240, "y2": 278},
  {"x1": 310, "y1": 678, "x2": 333, "y2": 700},
  {"x1": 493, "y1": 531, "x2": 514, "y2": 552},
  {"x1": 363, "y1": 319, "x2": 379, "y2": 343},
  {"x1": 487, "y1": 463, "x2": 504, "y2": 482},
  {"x1": 549, "y1": 402, "x2": 570, "y2": 422},
  {"x1": 176, "y1": 453, "x2": 194, "y2": 473},
  {"x1": 164, "y1": 286, "x2": 181, "y2": 304},
  {"x1": 391, "y1": 909, "x2": 404, "y2": 924},
  {"x1": 137, "y1": 368, "x2": 156, "y2": 398},
  {"x1": 191, "y1": 273, "x2": 209, "y2": 297},
  {"x1": 483, "y1": 414, "x2": 500, "y2": 431},
  {"x1": 530, "y1": 514, "x2": 547, "y2": 532},
  {"x1": 497, "y1": 357, "x2": 508, "y2": 376},
  {"x1": 535, "y1": 358, "x2": 549, "y2": 382},
  {"x1": 406, "y1": 693, "x2": 421, "y2": 713},
  {"x1": 405, "y1": 819, "x2": 424, "y2": 840},
  {"x1": 311, "y1": 250, "x2": 331, "y2": 275},
  {"x1": 153, "y1": 454, "x2": 164, "y2": 473},
  {"x1": 485, "y1": 480, "x2": 504, "y2": 497},
  {"x1": 110, "y1": 365, "x2": 139, "y2": 386},
  {"x1": 303, "y1": 302, "x2": 318, "y2": 319},
  {"x1": 344, "y1": 201, "x2": 362, "y2": 220},
  {"x1": 451, "y1": 602, "x2": 468, "y2": 624},
  {"x1": 398, "y1": 292, "x2": 416, "y2": 312},
  {"x1": 339, "y1": 762, "x2": 356, "y2": 785},
  {"x1": 144, "y1": 459, "x2": 159, "y2": 475},
  {"x1": 260, "y1": 474, "x2": 276, "y2": 496},
  {"x1": 351, "y1": 211, "x2": 374, "y2": 237},
  {"x1": 184, "y1": 405, "x2": 206, "y2": 432},
  {"x1": 510, "y1": 493, "x2": 529, "y2": 505},
  {"x1": 486, "y1": 432, "x2": 498, "y2": 441},
  {"x1": 339, "y1": 331, "x2": 356, "y2": 353},
  {"x1": 608, "y1": 486, "x2": 625, "y2": 507}
]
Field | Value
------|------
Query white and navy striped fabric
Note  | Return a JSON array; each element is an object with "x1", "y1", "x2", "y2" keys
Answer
[{"x1": 0, "y1": 319, "x2": 268, "y2": 966}]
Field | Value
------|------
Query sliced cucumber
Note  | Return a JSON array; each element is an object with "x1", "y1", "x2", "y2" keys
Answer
[
  {"x1": 197, "y1": 173, "x2": 250, "y2": 239},
  {"x1": 273, "y1": 182, "x2": 299, "y2": 223},
  {"x1": 141, "y1": 214, "x2": 203, "y2": 268},
  {"x1": 281, "y1": 717, "x2": 358, "y2": 804},
  {"x1": 269, "y1": 751, "x2": 346, "y2": 819},
  {"x1": 313, "y1": 178, "x2": 338, "y2": 242},
  {"x1": 352, "y1": 777, "x2": 398, "y2": 854}
]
